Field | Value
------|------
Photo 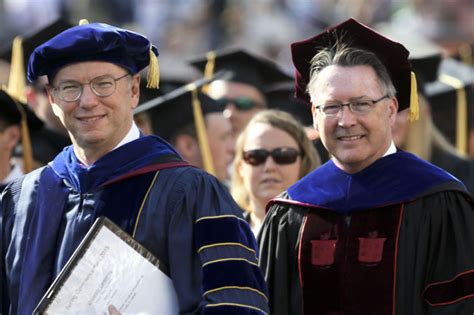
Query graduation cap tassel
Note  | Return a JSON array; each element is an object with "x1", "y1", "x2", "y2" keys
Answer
[
  {"x1": 20, "y1": 115, "x2": 34, "y2": 173},
  {"x1": 202, "y1": 51, "x2": 215, "y2": 94},
  {"x1": 408, "y1": 71, "x2": 419, "y2": 122},
  {"x1": 439, "y1": 74, "x2": 467, "y2": 155},
  {"x1": 5, "y1": 36, "x2": 35, "y2": 173},
  {"x1": 146, "y1": 49, "x2": 160, "y2": 89},
  {"x1": 7, "y1": 36, "x2": 26, "y2": 103},
  {"x1": 459, "y1": 43, "x2": 472, "y2": 66},
  {"x1": 190, "y1": 86, "x2": 216, "y2": 177}
]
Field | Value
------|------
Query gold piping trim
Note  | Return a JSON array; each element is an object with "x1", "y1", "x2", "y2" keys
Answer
[
  {"x1": 195, "y1": 214, "x2": 247, "y2": 224},
  {"x1": 132, "y1": 171, "x2": 160, "y2": 237},
  {"x1": 198, "y1": 242, "x2": 256, "y2": 255},
  {"x1": 205, "y1": 302, "x2": 267, "y2": 314},
  {"x1": 204, "y1": 286, "x2": 268, "y2": 301},
  {"x1": 202, "y1": 257, "x2": 258, "y2": 268}
]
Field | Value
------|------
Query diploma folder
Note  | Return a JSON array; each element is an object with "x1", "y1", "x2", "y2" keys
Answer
[{"x1": 34, "y1": 216, "x2": 179, "y2": 314}]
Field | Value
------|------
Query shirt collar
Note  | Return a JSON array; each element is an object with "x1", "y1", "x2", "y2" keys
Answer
[
  {"x1": 383, "y1": 141, "x2": 397, "y2": 157},
  {"x1": 112, "y1": 122, "x2": 140, "y2": 150}
]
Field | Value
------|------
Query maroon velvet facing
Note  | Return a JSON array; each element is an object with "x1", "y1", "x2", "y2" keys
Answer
[{"x1": 298, "y1": 205, "x2": 403, "y2": 315}]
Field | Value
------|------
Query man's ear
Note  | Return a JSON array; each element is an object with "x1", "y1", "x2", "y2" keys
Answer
[
  {"x1": 45, "y1": 86, "x2": 55, "y2": 106},
  {"x1": 3, "y1": 125, "x2": 21, "y2": 150},
  {"x1": 388, "y1": 96, "x2": 399, "y2": 126},
  {"x1": 130, "y1": 74, "x2": 140, "y2": 109},
  {"x1": 311, "y1": 104, "x2": 319, "y2": 132},
  {"x1": 173, "y1": 134, "x2": 200, "y2": 164}
]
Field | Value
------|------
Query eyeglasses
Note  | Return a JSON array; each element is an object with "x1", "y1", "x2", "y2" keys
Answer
[
  {"x1": 315, "y1": 95, "x2": 389, "y2": 116},
  {"x1": 51, "y1": 73, "x2": 130, "y2": 102},
  {"x1": 243, "y1": 147, "x2": 301, "y2": 166},
  {"x1": 217, "y1": 96, "x2": 263, "y2": 111}
]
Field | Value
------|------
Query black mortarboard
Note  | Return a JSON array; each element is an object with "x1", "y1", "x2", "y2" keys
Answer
[
  {"x1": 188, "y1": 48, "x2": 292, "y2": 90},
  {"x1": 424, "y1": 58, "x2": 474, "y2": 154},
  {"x1": 146, "y1": 89, "x2": 222, "y2": 141},
  {"x1": 264, "y1": 81, "x2": 313, "y2": 126},
  {"x1": 139, "y1": 75, "x2": 189, "y2": 105},
  {"x1": 135, "y1": 74, "x2": 231, "y2": 177},
  {"x1": 291, "y1": 18, "x2": 418, "y2": 118},
  {"x1": 0, "y1": 19, "x2": 73, "y2": 73},
  {"x1": 0, "y1": 89, "x2": 43, "y2": 130},
  {"x1": 27, "y1": 20, "x2": 159, "y2": 88}
]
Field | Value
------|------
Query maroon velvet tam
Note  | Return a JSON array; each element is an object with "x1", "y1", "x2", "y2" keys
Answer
[{"x1": 290, "y1": 18, "x2": 413, "y2": 111}]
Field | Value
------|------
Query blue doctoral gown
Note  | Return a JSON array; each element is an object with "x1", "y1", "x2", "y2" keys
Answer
[{"x1": 1, "y1": 135, "x2": 268, "y2": 314}]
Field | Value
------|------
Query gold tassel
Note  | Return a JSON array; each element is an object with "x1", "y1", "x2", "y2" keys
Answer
[
  {"x1": 146, "y1": 48, "x2": 160, "y2": 89},
  {"x1": 190, "y1": 85, "x2": 216, "y2": 176},
  {"x1": 7, "y1": 36, "x2": 26, "y2": 103},
  {"x1": 202, "y1": 51, "x2": 216, "y2": 94},
  {"x1": 408, "y1": 71, "x2": 419, "y2": 122},
  {"x1": 79, "y1": 19, "x2": 89, "y2": 25},
  {"x1": 459, "y1": 43, "x2": 472, "y2": 66},
  {"x1": 439, "y1": 74, "x2": 467, "y2": 155},
  {"x1": 20, "y1": 115, "x2": 34, "y2": 173},
  {"x1": 6, "y1": 95, "x2": 34, "y2": 173},
  {"x1": 4, "y1": 36, "x2": 35, "y2": 172}
]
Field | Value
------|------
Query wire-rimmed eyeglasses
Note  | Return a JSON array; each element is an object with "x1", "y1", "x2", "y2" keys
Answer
[
  {"x1": 51, "y1": 73, "x2": 130, "y2": 102},
  {"x1": 315, "y1": 95, "x2": 389, "y2": 116}
]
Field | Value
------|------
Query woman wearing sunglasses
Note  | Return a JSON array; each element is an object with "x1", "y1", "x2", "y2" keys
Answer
[{"x1": 230, "y1": 110, "x2": 320, "y2": 235}]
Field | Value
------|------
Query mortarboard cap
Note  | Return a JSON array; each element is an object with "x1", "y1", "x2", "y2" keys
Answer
[
  {"x1": 188, "y1": 48, "x2": 292, "y2": 91},
  {"x1": 0, "y1": 89, "x2": 43, "y2": 130},
  {"x1": 264, "y1": 81, "x2": 313, "y2": 126},
  {"x1": 424, "y1": 58, "x2": 474, "y2": 154},
  {"x1": 145, "y1": 88, "x2": 222, "y2": 141},
  {"x1": 134, "y1": 72, "x2": 232, "y2": 177},
  {"x1": 139, "y1": 75, "x2": 189, "y2": 105},
  {"x1": 291, "y1": 18, "x2": 418, "y2": 119},
  {"x1": 0, "y1": 19, "x2": 73, "y2": 74},
  {"x1": 27, "y1": 20, "x2": 159, "y2": 88}
]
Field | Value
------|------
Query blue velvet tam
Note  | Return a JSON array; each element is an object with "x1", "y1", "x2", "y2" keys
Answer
[{"x1": 26, "y1": 22, "x2": 159, "y2": 83}]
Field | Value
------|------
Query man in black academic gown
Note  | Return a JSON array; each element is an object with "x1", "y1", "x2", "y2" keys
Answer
[
  {"x1": 258, "y1": 18, "x2": 474, "y2": 315},
  {"x1": 1, "y1": 21, "x2": 268, "y2": 314}
]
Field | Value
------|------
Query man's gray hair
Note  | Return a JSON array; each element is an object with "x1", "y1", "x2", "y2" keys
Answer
[{"x1": 307, "y1": 41, "x2": 396, "y2": 102}]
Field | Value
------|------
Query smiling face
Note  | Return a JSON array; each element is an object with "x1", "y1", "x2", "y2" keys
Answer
[
  {"x1": 47, "y1": 61, "x2": 140, "y2": 163},
  {"x1": 237, "y1": 122, "x2": 301, "y2": 212},
  {"x1": 311, "y1": 65, "x2": 398, "y2": 173}
]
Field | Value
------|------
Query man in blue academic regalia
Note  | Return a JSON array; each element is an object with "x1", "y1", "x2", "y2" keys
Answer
[
  {"x1": 0, "y1": 21, "x2": 268, "y2": 314},
  {"x1": 258, "y1": 18, "x2": 474, "y2": 315}
]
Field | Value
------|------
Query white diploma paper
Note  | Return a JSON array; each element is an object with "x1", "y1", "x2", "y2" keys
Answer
[{"x1": 37, "y1": 219, "x2": 179, "y2": 314}]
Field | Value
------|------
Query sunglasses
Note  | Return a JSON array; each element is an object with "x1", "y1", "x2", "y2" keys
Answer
[
  {"x1": 217, "y1": 96, "x2": 263, "y2": 111},
  {"x1": 243, "y1": 147, "x2": 301, "y2": 166}
]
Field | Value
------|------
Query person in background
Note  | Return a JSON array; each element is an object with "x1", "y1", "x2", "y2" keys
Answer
[
  {"x1": 231, "y1": 109, "x2": 320, "y2": 235},
  {"x1": 0, "y1": 19, "x2": 73, "y2": 165},
  {"x1": 189, "y1": 48, "x2": 291, "y2": 137},
  {"x1": 1, "y1": 21, "x2": 268, "y2": 314},
  {"x1": 264, "y1": 81, "x2": 330, "y2": 163},
  {"x1": 0, "y1": 89, "x2": 43, "y2": 192},
  {"x1": 258, "y1": 18, "x2": 474, "y2": 314},
  {"x1": 391, "y1": 51, "x2": 474, "y2": 195},
  {"x1": 393, "y1": 98, "x2": 474, "y2": 194},
  {"x1": 136, "y1": 81, "x2": 234, "y2": 184}
]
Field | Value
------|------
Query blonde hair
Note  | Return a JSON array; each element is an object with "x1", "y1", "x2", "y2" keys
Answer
[{"x1": 230, "y1": 109, "x2": 321, "y2": 212}]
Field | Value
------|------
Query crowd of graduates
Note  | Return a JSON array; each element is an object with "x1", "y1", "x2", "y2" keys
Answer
[{"x1": 0, "y1": 4, "x2": 473, "y2": 314}]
